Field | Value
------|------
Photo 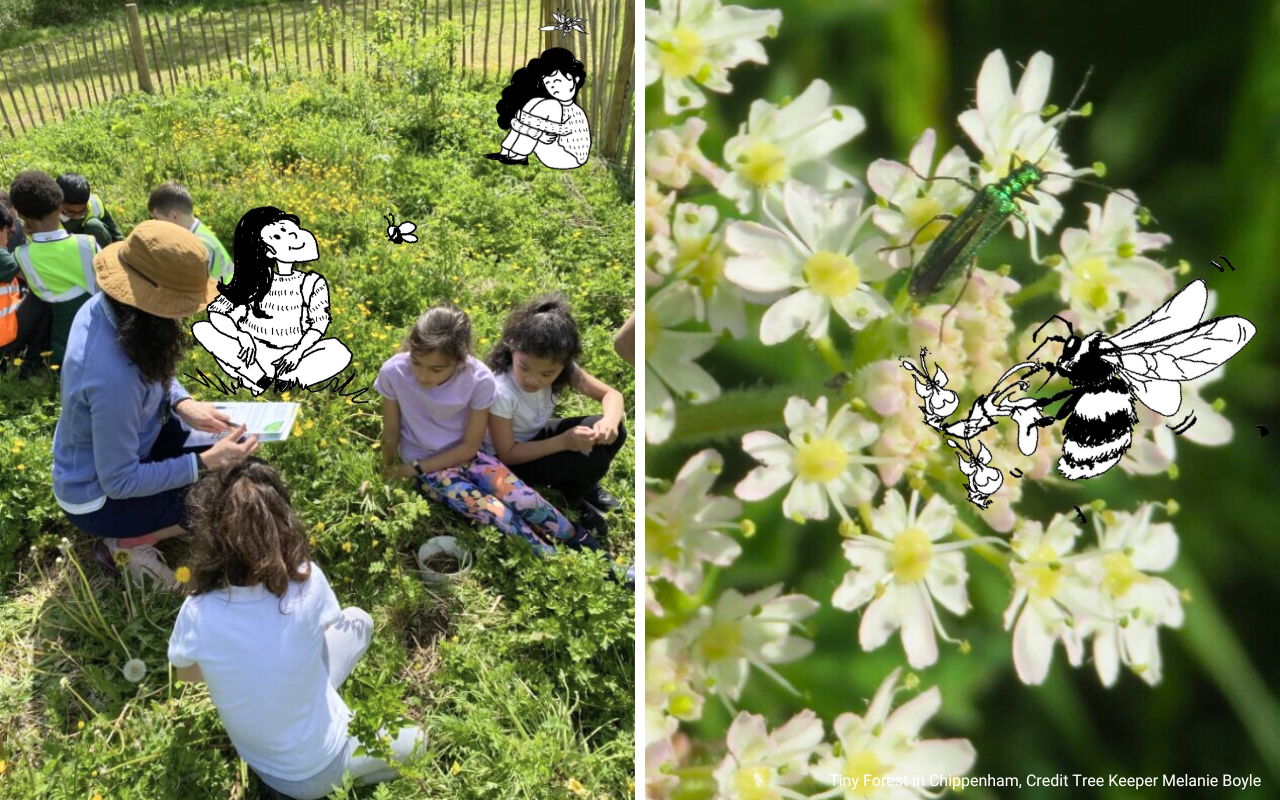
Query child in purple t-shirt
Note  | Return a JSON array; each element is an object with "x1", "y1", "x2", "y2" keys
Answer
[{"x1": 375, "y1": 305, "x2": 595, "y2": 554}]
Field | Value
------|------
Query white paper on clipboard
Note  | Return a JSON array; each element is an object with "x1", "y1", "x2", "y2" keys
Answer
[{"x1": 183, "y1": 402, "x2": 300, "y2": 446}]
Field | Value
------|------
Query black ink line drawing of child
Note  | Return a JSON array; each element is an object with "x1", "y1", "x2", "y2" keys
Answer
[
  {"x1": 485, "y1": 47, "x2": 591, "y2": 170},
  {"x1": 191, "y1": 207, "x2": 352, "y2": 394}
]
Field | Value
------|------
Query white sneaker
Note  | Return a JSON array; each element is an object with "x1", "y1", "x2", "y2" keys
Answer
[{"x1": 105, "y1": 539, "x2": 177, "y2": 590}]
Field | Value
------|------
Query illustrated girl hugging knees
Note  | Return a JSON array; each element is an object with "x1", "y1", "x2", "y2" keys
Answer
[
  {"x1": 167, "y1": 459, "x2": 426, "y2": 799},
  {"x1": 485, "y1": 294, "x2": 627, "y2": 537},
  {"x1": 486, "y1": 47, "x2": 591, "y2": 169},
  {"x1": 192, "y1": 206, "x2": 352, "y2": 394},
  {"x1": 377, "y1": 305, "x2": 598, "y2": 554}
]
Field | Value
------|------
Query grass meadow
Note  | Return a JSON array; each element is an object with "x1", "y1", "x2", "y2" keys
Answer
[{"x1": 0, "y1": 57, "x2": 635, "y2": 799}]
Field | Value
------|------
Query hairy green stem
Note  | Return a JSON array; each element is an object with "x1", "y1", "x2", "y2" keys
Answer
[{"x1": 668, "y1": 383, "x2": 826, "y2": 445}]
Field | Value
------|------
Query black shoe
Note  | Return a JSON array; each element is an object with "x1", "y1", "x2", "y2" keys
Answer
[
  {"x1": 273, "y1": 378, "x2": 297, "y2": 393},
  {"x1": 575, "y1": 499, "x2": 608, "y2": 539},
  {"x1": 484, "y1": 152, "x2": 506, "y2": 160},
  {"x1": 256, "y1": 375, "x2": 274, "y2": 390},
  {"x1": 583, "y1": 484, "x2": 621, "y2": 512},
  {"x1": 499, "y1": 154, "x2": 528, "y2": 165}
]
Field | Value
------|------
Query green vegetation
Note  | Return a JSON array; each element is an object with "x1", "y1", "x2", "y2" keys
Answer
[{"x1": 0, "y1": 55, "x2": 635, "y2": 799}]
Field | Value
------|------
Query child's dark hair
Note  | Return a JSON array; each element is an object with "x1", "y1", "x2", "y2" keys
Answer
[
  {"x1": 402, "y1": 305, "x2": 471, "y2": 362},
  {"x1": 486, "y1": 293, "x2": 581, "y2": 393},
  {"x1": 55, "y1": 173, "x2": 91, "y2": 205},
  {"x1": 495, "y1": 47, "x2": 586, "y2": 130},
  {"x1": 220, "y1": 206, "x2": 296, "y2": 318},
  {"x1": 148, "y1": 181, "x2": 194, "y2": 215},
  {"x1": 9, "y1": 171, "x2": 63, "y2": 219},
  {"x1": 0, "y1": 204, "x2": 12, "y2": 231},
  {"x1": 185, "y1": 458, "x2": 313, "y2": 602}
]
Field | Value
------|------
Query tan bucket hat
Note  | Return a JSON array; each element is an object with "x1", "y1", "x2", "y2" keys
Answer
[{"x1": 94, "y1": 220, "x2": 220, "y2": 319}]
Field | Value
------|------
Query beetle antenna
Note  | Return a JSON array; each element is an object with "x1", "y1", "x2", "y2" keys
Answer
[{"x1": 1035, "y1": 66, "x2": 1093, "y2": 164}]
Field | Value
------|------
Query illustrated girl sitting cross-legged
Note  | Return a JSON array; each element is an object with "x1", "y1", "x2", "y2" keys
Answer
[{"x1": 192, "y1": 206, "x2": 351, "y2": 394}]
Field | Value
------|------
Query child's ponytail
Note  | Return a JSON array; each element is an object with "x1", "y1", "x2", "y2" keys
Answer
[{"x1": 486, "y1": 292, "x2": 582, "y2": 393}]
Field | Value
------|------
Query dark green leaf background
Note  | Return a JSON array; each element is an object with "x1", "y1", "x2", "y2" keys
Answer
[{"x1": 646, "y1": 1, "x2": 1280, "y2": 797}]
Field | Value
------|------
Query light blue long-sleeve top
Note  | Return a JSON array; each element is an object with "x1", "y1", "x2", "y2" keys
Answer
[{"x1": 52, "y1": 293, "x2": 198, "y2": 514}]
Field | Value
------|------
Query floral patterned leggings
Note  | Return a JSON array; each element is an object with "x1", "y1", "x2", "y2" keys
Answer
[{"x1": 415, "y1": 451, "x2": 591, "y2": 555}]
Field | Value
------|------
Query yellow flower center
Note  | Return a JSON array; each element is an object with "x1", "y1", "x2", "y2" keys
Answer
[
  {"x1": 668, "y1": 691, "x2": 697, "y2": 718},
  {"x1": 1071, "y1": 256, "x2": 1117, "y2": 311},
  {"x1": 739, "y1": 141, "x2": 788, "y2": 188},
  {"x1": 658, "y1": 27, "x2": 706, "y2": 81},
  {"x1": 678, "y1": 237, "x2": 725, "y2": 298},
  {"x1": 646, "y1": 514, "x2": 682, "y2": 561},
  {"x1": 698, "y1": 620, "x2": 742, "y2": 662},
  {"x1": 904, "y1": 195, "x2": 947, "y2": 245},
  {"x1": 891, "y1": 526, "x2": 933, "y2": 583},
  {"x1": 645, "y1": 308, "x2": 661, "y2": 361},
  {"x1": 841, "y1": 750, "x2": 890, "y2": 796},
  {"x1": 733, "y1": 766, "x2": 779, "y2": 800},
  {"x1": 803, "y1": 251, "x2": 861, "y2": 298},
  {"x1": 1026, "y1": 542, "x2": 1062, "y2": 600},
  {"x1": 1102, "y1": 552, "x2": 1143, "y2": 598},
  {"x1": 794, "y1": 437, "x2": 848, "y2": 483}
]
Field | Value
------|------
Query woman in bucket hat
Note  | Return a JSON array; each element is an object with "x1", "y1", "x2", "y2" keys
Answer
[{"x1": 51, "y1": 220, "x2": 261, "y2": 588}]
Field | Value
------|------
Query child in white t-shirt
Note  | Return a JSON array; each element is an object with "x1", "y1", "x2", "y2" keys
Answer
[
  {"x1": 485, "y1": 294, "x2": 627, "y2": 535},
  {"x1": 167, "y1": 458, "x2": 425, "y2": 800}
]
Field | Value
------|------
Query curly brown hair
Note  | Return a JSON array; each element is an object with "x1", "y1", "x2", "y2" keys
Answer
[
  {"x1": 184, "y1": 458, "x2": 313, "y2": 601},
  {"x1": 485, "y1": 293, "x2": 581, "y2": 394},
  {"x1": 104, "y1": 293, "x2": 189, "y2": 385}
]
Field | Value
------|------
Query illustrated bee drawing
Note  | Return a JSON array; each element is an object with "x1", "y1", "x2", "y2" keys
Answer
[
  {"x1": 1026, "y1": 279, "x2": 1254, "y2": 479},
  {"x1": 384, "y1": 213, "x2": 418, "y2": 244}
]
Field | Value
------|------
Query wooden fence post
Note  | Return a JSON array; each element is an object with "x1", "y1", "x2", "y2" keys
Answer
[
  {"x1": 321, "y1": 0, "x2": 336, "y2": 73},
  {"x1": 602, "y1": 0, "x2": 632, "y2": 161},
  {"x1": 124, "y1": 4, "x2": 154, "y2": 93},
  {"x1": 542, "y1": 0, "x2": 555, "y2": 53}
]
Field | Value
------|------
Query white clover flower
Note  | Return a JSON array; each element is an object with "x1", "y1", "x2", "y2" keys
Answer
[
  {"x1": 900, "y1": 347, "x2": 959, "y2": 421},
  {"x1": 955, "y1": 440, "x2": 1003, "y2": 508},
  {"x1": 1076, "y1": 505, "x2": 1183, "y2": 686},
  {"x1": 810, "y1": 668, "x2": 976, "y2": 799},
  {"x1": 655, "y1": 203, "x2": 747, "y2": 337},
  {"x1": 644, "y1": 0, "x2": 781, "y2": 116},
  {"x1": 720, "y1": 82, "x2": 865, "y2": 212},
  {"x1": 1003, "y1": 514, "x2": 1095, "y2": 684},
  {"x1": 833, "y1": 490, "x2": 991, "y2": 669},
  {"x1": 680, "y1": 584, "x2": 818, "y2": 702},
  {"x1": 867, "y1": 128, "x2": 975, "y2": 270},
  {"x1": 647, "y1": 637, "x2": 707, "y2": 724},
  {"x1": 646, "y1": 449, "x2": 744, "y2": 595},
  {"x1": 1055, "y1": 192, "x2": 1174, "y2": 330},
  {"x1": 646, "y1": 286, "x2": 721, "y2": 444},
  {"x1": 725, "y1": 182, "x2": 893, "y2": 344},
  {"x1": 736, "y1": 396, "x2": 883, "y2": 523},
  {"x1": 646, "y1": 737, "x2": 680, "y2": 800},
  {"x1": 646, "y1": 118, "x2": 726, "y2": 189},
  {"x1": 957, "y1": 50, "x2": 1091, "y2": 253},
  {"x1": 713, "y1": 710, "x2": 824, "y2": 800},
  {"x1": 122, "y1": 658, "x2": 147, "y2": 684}
]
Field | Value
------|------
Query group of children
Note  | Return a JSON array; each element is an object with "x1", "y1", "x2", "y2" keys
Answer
[
  {"x1": 8, "y1": 172, "x2": 631, "y2": 798},
  {"x1": 0, "y1": 171, "x2": 227, "y2": 373}
]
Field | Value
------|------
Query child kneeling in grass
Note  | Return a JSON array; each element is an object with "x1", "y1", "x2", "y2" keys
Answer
[
  {"x1": 167, "y1": 458, "x2": 426, "y2": 799},
  {"x1": 378, "y1": 305, "x2": 596, "y2": 555}
]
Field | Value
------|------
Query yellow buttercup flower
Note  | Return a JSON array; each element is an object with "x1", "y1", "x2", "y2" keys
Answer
[
  {"x1": 174, "y1": 566, "x2": 192, "y2": 585},
  {"x1": 450, "y1": 760, "x2": 461, "y2": 776},
  {"x1": 567, "y1": 778, "x2": 587, "y2": 795}
]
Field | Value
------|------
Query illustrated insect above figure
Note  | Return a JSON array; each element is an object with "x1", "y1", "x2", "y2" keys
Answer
[
  {"x1": 1023, "y1": 278, "x2": 1254, "y2": 479},
  {"x1": 903, "y1": 279, "x2": 1256, "y2": 507},
  {"x1": 881, "y1": 67, "x2": 1151, "y2": 302},
  {"x1": 384, "y1": 213, "x2": 418, "y2": 244}
]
